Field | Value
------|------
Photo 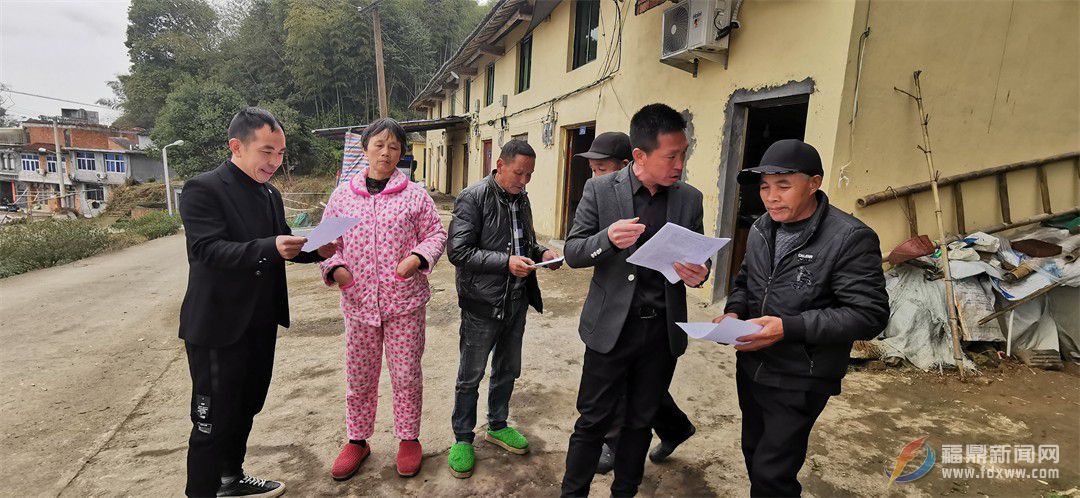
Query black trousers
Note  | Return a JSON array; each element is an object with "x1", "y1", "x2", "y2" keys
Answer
[
  {"x1": 184, "y1": 323, "x2": 277, "y2": 497},
  {"x1": 561, "y1": 316, "x2": 676, "y2": 497},
  {"x1": 736, "y1": 369, "x2": 830, "y2": 497},
  {"x1": 604, "y1": 389, "x2": 694, "y2": 448}
]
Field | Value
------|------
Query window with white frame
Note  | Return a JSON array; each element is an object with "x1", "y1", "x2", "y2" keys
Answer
[
  {"x1": 21, "y1": 154, "x2": 39, "y2": 172},
  {"x1": 76, "y1": 151, "x2": 96, "y2": 171},
  {"x1": 46, "y1": 154, "x2": 57, "y2": 173},
  {"x1": 105, "y1": 153, "x2": 126, "y2": 173}
]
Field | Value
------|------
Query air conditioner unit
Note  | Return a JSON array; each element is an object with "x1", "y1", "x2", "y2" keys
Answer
[{"x1": 660, "y1": 0, "x2": 733, "y2": 74}]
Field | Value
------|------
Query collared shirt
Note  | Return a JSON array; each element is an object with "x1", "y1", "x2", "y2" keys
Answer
[
  {"x1": 493, "y1": 175, "x2": 527, "y2": 294},
  {"x1": 628, "y1": 167, "x2": 669, "y2": 311}
]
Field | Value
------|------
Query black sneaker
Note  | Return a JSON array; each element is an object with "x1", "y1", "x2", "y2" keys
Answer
[
  {"x1": 217, "y1": 474, "x2": 286, "y2": 497},
  {"x1": 649, "y1": 424, "x2": 696, "y2": 463},
  {"x1": 595, "y1": 443, "x2": 616, "y2": 475}
]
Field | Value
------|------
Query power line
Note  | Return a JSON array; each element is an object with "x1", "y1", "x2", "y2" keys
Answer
[{"x1": 0, "y1": 88, "x2": 121, "y2": 113}]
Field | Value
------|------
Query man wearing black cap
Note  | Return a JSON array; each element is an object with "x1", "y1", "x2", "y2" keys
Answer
[
  {"x1": 715, "y1": 139, "x2": 889, "y2": 496},
  {"x1": 576, "y1": 131, "x2": 633, "y2": 177}
]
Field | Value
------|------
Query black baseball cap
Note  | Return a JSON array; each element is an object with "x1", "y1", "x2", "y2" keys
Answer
[
  {"x1": 737, "y1": 139, "x2": 824, "y2": 184},
  {"x1": 575, "y1": 132, "x2": 632, "y2": 162}
]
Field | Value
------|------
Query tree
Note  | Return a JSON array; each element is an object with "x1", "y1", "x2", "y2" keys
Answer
[
  {"x1": 116, "y1": 0, "x2": 492, "y2": 143},
  {"x1": 150, "y1": 79, "x2": 245, "y2": 178},
  {"x1": 213, "y1": 0, "x2": 294, "y2": 106},
  {"x1": 260, "y1": 99, "x2": 336, "y2": 176},
  {"x1": 0, "y1": 86, "x2": 19, "y2": 126},
  {"x1": 284, "y1": 1, "x2": 373, "y2": 127},
  {"x1": 115, "y1": 0, "x2": 220, "y2": 128}
]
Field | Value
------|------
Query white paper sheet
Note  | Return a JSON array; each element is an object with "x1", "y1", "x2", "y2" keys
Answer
[
  {"x1": 992, "y1": 271, "x2": 1056, "y2": 301},
  {"x1": 677, "y1": 319, "x2": 762, "y2": 345},
  {"x1": 625, "y1": 223, "x2": 730, "y2": 283},
  {"x1": 530, "y1": 256, "x2": 564, "y2": 268},
  {"x1": 300, "y1": 217, "x2": 363, "y2": 252}
]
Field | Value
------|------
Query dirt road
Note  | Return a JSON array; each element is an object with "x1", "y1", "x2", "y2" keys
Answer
[
  {"x1": 1, "y1": 220, "x2": 1076, "y2": 497},
  {"x1": 0, "y1": 234, "x2": 188, "y2": 495}
]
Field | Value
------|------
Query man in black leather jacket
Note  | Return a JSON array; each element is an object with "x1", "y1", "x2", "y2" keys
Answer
[
  {"x1": 715, "y1": 139, "x2": 889, "y2": 497},
  {"x1": 446, "y1": 139, "x2": 561, "y2": 477}
]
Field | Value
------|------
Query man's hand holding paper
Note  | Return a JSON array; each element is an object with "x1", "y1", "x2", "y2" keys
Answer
[{"x1": 625, "y1": 222, "x2": 729, "y2": 284}]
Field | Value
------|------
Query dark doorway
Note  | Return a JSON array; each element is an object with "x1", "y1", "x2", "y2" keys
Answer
[
  {"x1": 0, "y1": 181, "x2": 13, "y2": 204},
  {"x1": 462, "y1": 144, "x2": 470, "y2": 189},
  {"x1": 561, "y1": 124, "x2": 595, "y2": 238},
  {"x1": 728, "y1": 103, "x2": 809, "y2": 291},
  {"x1": 713, "y1": 83, "x2": 813, "y2": 302},
  {"x1": 445, "y1": 145, "x2": 454, "y2": 194}
]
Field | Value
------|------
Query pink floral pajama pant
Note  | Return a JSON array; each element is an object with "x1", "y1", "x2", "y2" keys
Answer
[{"x1": 344, "y1": 308, "x2": 425, "y2": 441}]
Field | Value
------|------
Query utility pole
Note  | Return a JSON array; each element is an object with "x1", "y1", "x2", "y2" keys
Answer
[
  {"x1": 51, "y1": 118, "x2": 67, "y2": 208},
  {"x1": 360, "y1": 0, "x2": 389, "y2": 118},
  {"x1": 372, "y1": 7, "x2": 389, "y2": 118}
]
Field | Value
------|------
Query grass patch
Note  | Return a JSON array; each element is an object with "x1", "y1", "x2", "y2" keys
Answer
[
  {"x1": 0, "y1": 220, "x2": 110, "y2": 278},
  {"x1": 113, "y1": 211, "x2": 182, "y2": 240}
]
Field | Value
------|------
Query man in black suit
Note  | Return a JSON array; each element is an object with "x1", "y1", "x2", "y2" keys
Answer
[
  {"x1": 178, "y1": 107, "x2": 335, "y2": 497},
  {"x1": 561, "y1": 104, "x2": 710, "y2": 497}
]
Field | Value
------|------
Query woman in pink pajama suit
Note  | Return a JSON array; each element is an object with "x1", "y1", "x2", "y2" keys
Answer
[{"x1": 319, "y1": 118, "x2": 447, "y2": 480}]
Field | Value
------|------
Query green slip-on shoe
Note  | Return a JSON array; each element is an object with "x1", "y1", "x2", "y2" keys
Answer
[
  {"x1": 484, "y1": 427, "x2": 529, "y2": 455},
  {"x1": 448, "y1": 442, "x2": 475, "y2": 478}
]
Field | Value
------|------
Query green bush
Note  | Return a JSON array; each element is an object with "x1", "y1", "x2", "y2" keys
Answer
[
  {"x1": 0, "y1": 220, "x2": 109, "y2": 278},
  {"x1": 115, "y1": 211, "x2": 182, "y2": 240}
]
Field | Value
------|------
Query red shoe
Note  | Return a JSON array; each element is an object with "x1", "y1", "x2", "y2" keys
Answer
[
  {"x1": 397, "y1": 440, "x2": 423, "y2": 477},
  {"x1": 331, "y1": 442, "x2": 370, "y2": 481}
]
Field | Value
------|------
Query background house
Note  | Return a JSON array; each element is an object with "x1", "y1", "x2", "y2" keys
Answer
[
  {"x1": 324, "y1": 0, "x2": 1078, "y2": 304},
  {"x1": 3, "y1": 111, "x2": 168, "y2": 214}
]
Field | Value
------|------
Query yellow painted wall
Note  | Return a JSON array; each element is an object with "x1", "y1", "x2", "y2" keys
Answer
[
  {"x1": 423, "y1": 0, "x2": 1078, "y2": 301},
  {"x1": 829, "y1": 0, "x2": 1080, "y2": 251},
  {"x1": 428, "y1": 0, "x2": 858, "y2": 301}
]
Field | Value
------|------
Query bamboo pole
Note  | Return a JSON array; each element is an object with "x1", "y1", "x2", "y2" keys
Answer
[{"x1": 895, "y1": 71, "x2": 967, "y2": 375}]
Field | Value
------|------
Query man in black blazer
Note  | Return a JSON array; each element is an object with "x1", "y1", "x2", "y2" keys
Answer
[
  {"x1": 178, "y1": 107, "x2": 334, "y2": 498},
  {"x1": 561, "y1": 104, "x2": 710, "y2": 497}
]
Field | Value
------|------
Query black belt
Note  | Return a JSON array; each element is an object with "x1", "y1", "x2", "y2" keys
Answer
[{"x1": 631, "y1": 305, "x2": 664, "y2": 320}]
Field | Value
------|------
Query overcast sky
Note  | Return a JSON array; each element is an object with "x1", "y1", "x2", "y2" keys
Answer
[{"x1": 0, "y1": 0, "x2": 130, "y2": 124}]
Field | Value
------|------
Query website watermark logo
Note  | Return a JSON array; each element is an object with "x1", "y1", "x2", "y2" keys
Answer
[
  {"x1": 886, "y1": 438, "x2": 1063, "y2": 485},
  {"x1": 886, "y1": 436, "x2": 936, "y2": 486},
  {"x1": 938, "y1": 443, "x2": 1061, "y2": 480}
]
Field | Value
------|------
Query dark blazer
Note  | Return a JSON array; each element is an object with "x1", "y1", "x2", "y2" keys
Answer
[
  {"x1": 565, "y1": 166, "x2": 707, "y2": 358},
  {"x1": 178, "y1": 161, "x2": 323, "y2": 347}
]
